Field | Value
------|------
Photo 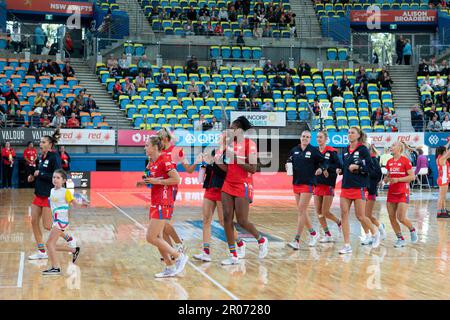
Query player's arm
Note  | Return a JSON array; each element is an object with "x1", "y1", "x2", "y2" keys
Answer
[
  {"x1": 182, "y1": 153, "x2": 203, "y2": 174},
  {"x1": 438, "y1": 150, "x2": 450, "y2": 166},
  {"x1": 146, "y1": 169, "x2": 180, "y2": 186},
  {"x1": 391, "y1": 168, "x2": 415, "y2": 184},
  {"x1": 237, "y1": 142, "x2": 257, "y2": 174}
]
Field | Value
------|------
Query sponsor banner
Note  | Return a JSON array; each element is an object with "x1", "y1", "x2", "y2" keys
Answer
[
  {"x1": 6, "y1": 0, "x2": 94, "y2": 16},
  {"x1": 310, "y1": 131, "x2": 349, "y2": 148},
  {"x1": 230, "y1": 111, "x2": 287, "y2": 127},
  {"x1": 367, "y1": 132, "x2": 424, "y2": 147},
  {"x1": 350, "y1": 10, "x2": 437, "y2": 25},
  {"x1": 68, "y1": 172, "x2": 90, "y2": 188},
  {"x1": 425, "y1": 132, "x2": 450, "y2": 148},
  {"x1": 0, "y1": 129, "x2": 115, "y2": 146},
  {"x1": 117, "y1": 129, "x2": 221, "y2": 147}
]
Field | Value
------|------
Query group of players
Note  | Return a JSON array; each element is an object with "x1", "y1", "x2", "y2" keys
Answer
[{"x1": 22, "y1": 116, "x2": 450, "y2": 278}]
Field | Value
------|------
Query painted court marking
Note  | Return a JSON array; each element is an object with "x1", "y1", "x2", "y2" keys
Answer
[
  {"x1": 97, "y1": 192, "x2": 239, "y2": 301},
  {"x1": 0, "y1": 252, "x2": 25, "y2": 288}
]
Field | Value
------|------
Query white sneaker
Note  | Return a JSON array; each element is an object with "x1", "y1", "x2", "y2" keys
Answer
[
  {"x1": 287, "y1": 240, "x2": 300, "y2": 250},
  {"x1": 319, "y1": 234, "x2": 334, "y2": 243},
  {"x1": 372, "y1": 230, "x2": 381, "y2": 248},
  {"x1": 193, "y1": 252, "x2": 212, "y2": 262},
  {"x1": 236, "y1": 240, "x2": 246, "y2": 259},
  {"x1": 339, "y1": 245, "x2": 352, "y2": 254},
  {"x1": 308, "y1": 232, "x2": 320, "y2": 247},
  {"x1": 174, "y1": 253, "x2": 188, "y2": 275},
  {"x1": 258, "y1": 237, "x2": 269, "y2": 259},
  {"x1": 360, "y1": 235, "x2": 373, "y2": 246},
  {"x1": 28, "y1": 251, "x2": 48, "y2": 260},
  {"x1": 379, "y1": 223, "x2": 387, "y2": 240},
  {"x1": 221, "y1": 256, "x2": 240, "y2": 265},
  {"x1": 68, "y1": 237, "x2": 77, "y2": 249},
  {"x1": 155, "y1": 267, "x2": 177, "y2": 278}
]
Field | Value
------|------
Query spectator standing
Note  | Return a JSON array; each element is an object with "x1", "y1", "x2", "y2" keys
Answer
[
  {"x1": 186, "y1": 56, "x2": 199, "y2": 79},
  {"x1": 34, "y1": 25, "x2": 46, "y2": 55},
  {"x1": 396, "y1": 35, "x2": 404, "y2": 65},
  {"x1": 403, "y1": 40, "x2": 412, "y2": 65},
  {"x1": 59, "y1": 146, "x2": 71, "y2": 172},
  {"x1": 2, "y1": 142, "x2": 16, "y2": 188}
]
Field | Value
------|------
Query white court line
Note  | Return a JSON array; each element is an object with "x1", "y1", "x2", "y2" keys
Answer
[
  {"x1": 97, "y1": 192, "x2": 239, "y2": 301},
  {"x1": 17, "y1": 252, "x2": 25, "y2": 288}
]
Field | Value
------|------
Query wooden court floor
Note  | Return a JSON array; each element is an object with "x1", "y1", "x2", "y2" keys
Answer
[{"x1": 0, "y1": 188, "x2": 449, "y2": 300}]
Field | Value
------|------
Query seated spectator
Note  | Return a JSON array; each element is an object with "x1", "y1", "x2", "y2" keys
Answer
[
  {"x1": 426, "y1": 104, "x2": 439, "y2": 121},
  {"x1": 204, "y1": 21, "x2": 214, "y2": 36},
  {"x1": 183, "y1": 20, "x2": 195, "y2": 36},
  {"x1": 1, "y1": 80, "x2": 19, "y2": 104},
  {"x1": 234, "y1": 80, "x2": 248, "y2": 98},
  {"x1": 118, "y1": 54, "x2": 130, "y2": 77},
  {"x1": 262, "y1": 23, "x2": 271, "y2": 37},
  {"x1": 383, "y1": 107, "x2": 397, "y2": 128},
  {"x1": 213, "y1": 23, "x2": 223, "y2": 36},
  {"x1": 211, "y1": 116, "x2": 222, "y2": 131},
  {"x1": 201, "y1": 80, "x2": 214, "y2": 98},
  {"x1": 34, "y1": 91, "x2": 46, "y2": 109},
  {"x1": 218, "y1": 7, "x2": 228, "y2": 21},
  {"x1": 187, "y1": 6, "x2": 198, "y2": 21},
  {"x1": 42, "y1": 100, "x2": 55, "y2": 118},
  {"x1": 311, "y1": 99, "x2": 320, "y2": 116},
  {"x1": 295, "y1": 80, "x2": 307, "y2": 99},
  {"x1": 51, "y1": 111, "x2": 66, "y2": 128},
  {"x1": 209, "y1": 61, "x2": 218, "y2": 74},
  {"x1": 259, "y1": 80, "x2": 273, "y2": 99},
  {"x1": 229, "y1": 5, "x2": 238, "y2": 22},
  {"x1": 429, "y1": 58, "x2": 439, "y2": 76},
  {"x1": 366, "y1": 68, "x2": 378, "y2": 84},
  {"x1": 271, "y1": 73, "x2": 284, "y2": 91},
  {"x1": 158, "y1": 72, "x2": 177, "y2": 96},
  {"x1": 277, "y1": 59, "x2": 288, "y2": 74},
  {"x1": 199, "y1": 5, "x2": 211, "y2": 21},
  {"x1": 12, "y1": 110, "x2": 26, "y2": 127},
  {"x1": 248, "y1": 98, "x2": 259, "y2": 111},
  {"x1": 432, "y1": 73, "x2": 445, "y2": 91},
  {"x1": 261, "y1": 100, "x2": 274, "y2": 112},
  {"x1": 238, "y1": 94, "x2": 251, "y2": 111},
  {"x1": 124, "y1": 77, "x2": 136, "y2": 97},
  {"x1": 410, "y1": 105, "x2": 424, "y2": 132},
  {"x1": 7, "y1": 99, "x2": 18, "y2": 115},
  {"x1": 439, "y1": 106, "x2": 450, "y2": 121},
  {"x1": 371, "y1": 106, "x2": 384, "y2": 126},
  {"x1": 356, "y1": 82, "x2": 369, "y2": 101},
  {"x1": 194, "y1": 114, "x2": 207, "y2": 131},
  {"x1": 380, "y1": 72, "x2": 393, "y2": 91},
  {"x1": 40, "y1": 114, "x2": 51, "y2": 128},
  {"x1": 113, "y1": 80, "x2": 124, "y2": 100},
  {"x1": 417, "y1": 59, "x2": 429, "y2": 76},
  {"x1": 442, "y1": 115, "x2": 450, "y2": 131},
  {"x1": 62, "y1": 62, "x2": 75, "y2": 80},
  {"x1": 263, "y1": 60, "x2": 277, "y2": 75},
  {"x1": 135, "y1": 73, "x2": 146, "y2": 89},
  {"x1": 253, "y1": 22, "x2": 263, "y2": 38},
  {"x1": 188, "y1": 79, "x2": 200, "y2": 98},
  {"x1": 356, "y1": 67, "x2": 368, "y2": 84},
  {"x1": 414, "y1": 148, "x2": 429, "y2": 177},
  {"x1": 27, "y1": 60, "x2": 42, "y2": 80},
  {"x1": 247, "y1": 79, "x2": 259, "y2": 99},
  {"x1": 440, "y1": 60, "x2": 449, "y2": 76},
  {"x1": 47, "y1": 92, "x2": 58, "y2": 108},
  {"x1": 75, "y1": 90, "x2": 86, "y2": 108},
  {"x1": 67, "y1": 113, "x2": 80, "y2": 128},
  {"x1": 340, "y1": 75, "x2": 353, "y2": 93},
  {"x1": 283, "y1": 73, "x2": 295, "y2": 91},
  {"x1": 68, "y1": 100, "x2": 80, "y2": 117},
  {"x1": 420, "y1": 75, "x2": 433, "y2": 92},
  {"x1": 186, "y1": 56, "x2": 199, "y2": 78},
  {"x1": 107, "y1": 55, "x2": 120, "y2": 78},
  {"x1": 56, "y1": 101, "x2": 68, "y2": 118},
  {"x1": 427, "y1": 115, "x2": 442, "y2": 131},
  {"x1": 330, "y1": 80, "x2": 341, "y2": 99},
  {"x1": 138, "y1": 55, "x2": 152, "y2": 77}
]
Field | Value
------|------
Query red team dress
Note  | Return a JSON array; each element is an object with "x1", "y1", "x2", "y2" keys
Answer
[
  {"x1": 161, "y1": 144, "x2": 184, "y2": 201},
  {"x1": 437, "y1": 155, "x2": 450, "y2": 187},
  {"x1": 386, "y1": 155, "x2": 412, "y2": 203},
  {"x1": 147, "y1": 153, "x2": 177, "y2": 220},
  {"x1": 221, "y1": 138, "x2": 257, "y2": 203}
]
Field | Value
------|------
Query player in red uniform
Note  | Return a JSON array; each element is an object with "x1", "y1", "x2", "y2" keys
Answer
[
  {"x1": 157, "y1": 128, "x2": 200, "y2": 253},
  {"x1": 217, "y1": 116, "x2": 268, "y2": 265},
  {"x1": 435, "y1": 143, "x2": 450, "y2": 218},
  {"x1": 384, "y1": 142, "x2": 418, "y2": 247},
  {"x1": 140, "y1": 135, "x2": 188, "y2": 278}
]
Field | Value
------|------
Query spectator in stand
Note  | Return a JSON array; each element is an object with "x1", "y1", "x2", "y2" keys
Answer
[
  {"x1": 238, "y1": 94, "x2": 251, "y2": 111},
  {"x1": 34, "y1": 91, "x2": 46, "y2": 109},
  {"x1": 410, "y1": 105, "x2": 424, "y2": 132},
  {"x1": 440, "y1": 60, "x2": 449, "y2": 76},
  {"x1": 27, "y1": 60, "x2": 41, "y2": 80},
  {"x1": 2, "y1": 80, "x2": 19, "y2": 104},
  {"x1": 12, "y1": 109, "x2": 26, "y2": 127},
  {"x1": 250, "y1": 98, "x2": 260, "y2": 111},
  {"x1": 62, "y1": 62, "x2": 75, "y2": 81},
  {"x1": 297, "y1": 60, "x2": 311, "y2": 77},
  {"x1": 10, "y1": 25, "x2": 21, "y2": 54},
  {"x1": 295, "y1": 80, "x2": 307, "y2": 100},
  {"x1": 188, "y1": 79, "x2": 200, "y2": 98},
  {"x1": 218, "y1": 7, "x2": 228, "y2": 21},
  {"x1": 210, "y1": 6, "x2": 219, "y2": 21},
  {"x1": 183, "y1": 20, "x2": 195, "y2": 35},
  {"x1": 418, "y1": 58, "x2": 430, "y2": 76},
  {"x1": 261, "y1": 100, "x2": 274, "y2": 112},
  {"x1": 201, "y1": 80, "x2": 214, "y2": 98},
  {"x1": 371, "y1": 106, "x2": 384, "y2": 126},
  {"x1": 356, "y1": 81, "x2": 369, "y2": 101},
  {"x1": 311, "y1": 99, "x2": 320, "y2": 116},
  {"x1": 40, "y1": 114, "x2": 51, "y2": 128},
  {"x1": 426, "y1": 104, "x2": 439, "y2": 121},
  {"x1": 199, "y1": 4, "x2": 211, "y2": 21},
  {"x1": 113, "y1": 80, "x2": 124, "y2": 100},
  {"x1": 59, "y1": 146, "x2": 71, "y2": 172},
  {"x1": 271, "y1": 73, "x2": 284, "y2": 91},
  {"x1": 1, "y1": 142, "x2": 16, "y2": 188},
  {"x1": 276, "y1": 59, "x2": 288, "y2": 74},
  {"x1": 247, "y1": 79, "x2": 259, "y2": 99},
  {"x1": 380, "y1": 72, "x2": 393, "y2": 91},
  {"x1": 367, "y1": 68, "x2": 378, "y2": 84},
  {"x1": 208, "y1": 61, "x2": 218, "y2": 74},
  {"x1": 186, "y1": 56, "x2": 199, "y2": 79},
  {"x1": 283, "y1": 73, "x2": 295, "y2": 91},
  {"x1": 259, "y1": 80, "x2": 273, "y2": 99},
  {"x1": 158, "y1": 71, "x2": 177, "y2": 96},
  {"x1": 403, "y1": 40, "x2": 412, "y2": 65},
  {"x1": 7, "y1": 99, "x2": 18, "y2": 115},
  {"x1": 236, "y1": 31, "x2": 245, "y2": 46},
  {"x1": 194, "y1": 114, "x2": 207, "y2": 131},
  {"x1": 383, "y1": 106, "x2": 397, "y2": 127},
  {"x1": 47, "y1": 92, "x2": 58, "y2": 108},
  {"x1": 439, "y1": 105, "x2": 450, "y2": 120},
  {"x1": 124, "y1": 77, "x2": 136, "y2": 97},
  {"x1": 395, "y1": 35, "x2": 404, "y2": 65},
  {"x1": 42, "y1": 102, "x2": 54, "y2": 119},
  {"x1": 187, "y1": 6, "x2": 198, "y2": 21},
  {"x1": 340, "y1": 74, "x2": 353, "y2": 92},
  {"x1": 135, "y1": 72, "x2": 146, "y2": 89},
  {"x1": 263, "y1": 60, "x2": 277, "y2": 75},
  {"x1": 356, "y1": 66, "x2": 368, "y2": 84},
  {"x1": 211, "y1": 116, "x2": 222, "y2": 131},
  {"x1": 51, "y1": 110, "x2": 66, "y2": 128},
  {"x1": 64, "y1": 32, "x2": 74, "y2": 56},
  {"x1": 253, "y1": 22, "x2": 263, "y2": 38},
  {"x1": 118, "y1": 54, "x2": 130, "y2": 77},
  {"x1": 213, "y1": 23, "x2": 223, "y2": 36},
  {"x1": 420, "y1": 75, "x2": 433, "y2": 92},
  {"x1": 138, "y1": 55, "x2": 152, "y2": 77},
  {"x1": 432, "y1": 73, "x2": 445, "y2": 91},
  {"x1": 414, "y1": 148, "x2": 429, "y2": 186},
  {"x1": 234, "y1": 80, "x2": 248, "y2": 98},
  {"x1": 68, "y1": 100, "x2": 80, "y2": 117},
  {"x1": 427, "y1": 114, "x2": 442, "y2": 131},
  {"x1": 107, "y1": 54, "x2": 120, "y2": 77},
  {"x1": 204, "y1": 21, "x2": 214, "y2": 36},
  {"x1": 67, "y1": 113, "x2": 80, "y2": 128},
  {"x1": 330, "y1": 80, "x2": 341, "y2": 99},
  {"x1": 442, "y1": 114, "x2": 450, "y2": 131},
  {"x1": 34, "y1": 25, "x2": 46, "y2": 55},
  {"x1": 429, "y1": 57, "x2": 439, "y2": 76},
  {"x1": 46, "y1": 60, "x2": 61, "y2": 76}
]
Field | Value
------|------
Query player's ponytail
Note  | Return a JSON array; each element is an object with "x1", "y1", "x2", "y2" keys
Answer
[{"x1": 44, "y1": 128, "x2": 61, "y2": 148}]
